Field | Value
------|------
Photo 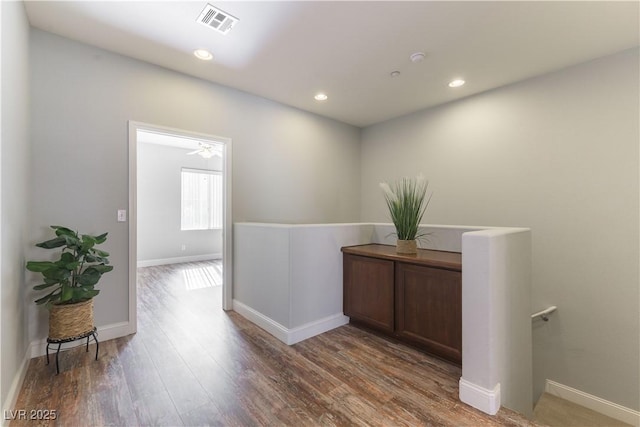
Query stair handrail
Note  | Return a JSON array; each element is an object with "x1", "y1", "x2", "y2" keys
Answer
[{"x1": 531, "y1": 305, "x2": 557, "y2": 321}]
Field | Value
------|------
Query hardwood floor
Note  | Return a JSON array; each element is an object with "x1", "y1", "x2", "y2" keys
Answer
[
  {"x1": 533, "y1": 393, "x2": 631, "y2": 427},
  {"x1": 11, "y1": 261, "x2": 539, "y2": 426}
]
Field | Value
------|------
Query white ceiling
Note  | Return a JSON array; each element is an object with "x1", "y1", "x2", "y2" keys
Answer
[{"x1": 24, "y1": 1, "x2": 639, "y2": 127}]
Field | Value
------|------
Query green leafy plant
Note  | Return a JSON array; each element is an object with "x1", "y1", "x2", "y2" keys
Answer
[
  {"x1": 26, "y1": 226, "x2": 114, "y2": 307},
  {"x1": 380, "y1": 174, "x2": 431, "y2": 241}
]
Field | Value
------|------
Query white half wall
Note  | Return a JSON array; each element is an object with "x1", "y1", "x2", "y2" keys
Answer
[
  {"x1": 233, "y1": 223, "x2": 373, "y2": 341},
  {"x1": 288, "y1": 224, "x2": 375, "y2": 328},
  {"x1": 234, "y1": 223, "x2": 292, "y2": 327},
  {"x1": 460, "y1": 228, "x2": 532, "y2": 417}
]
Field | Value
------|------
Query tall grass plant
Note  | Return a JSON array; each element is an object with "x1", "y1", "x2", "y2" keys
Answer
[{"x1": 380, "y1": 174, "x2": 431, "y2": 241}]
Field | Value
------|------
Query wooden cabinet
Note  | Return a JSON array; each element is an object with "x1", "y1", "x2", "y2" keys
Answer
[
  {"x1": 343, "y1": 254, "x2": 395, "y2": 333},
  {"x1": 342, "y1": 244, "x2": 462, "y2": 365},
  {"x1": 395, "y1": 262, "x2": 462, "y2": 363}
]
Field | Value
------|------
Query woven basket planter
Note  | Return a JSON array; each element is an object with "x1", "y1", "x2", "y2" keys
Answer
[
  {"x1": 396, "y1": 239, "x2": 417, "y2": 255},
  {"x1": 49, "y1": 299, "x2": 94, "y2": 341}
]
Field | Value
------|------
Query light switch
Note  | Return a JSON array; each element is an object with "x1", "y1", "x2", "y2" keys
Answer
[{"x1": 117, "y1": 209, "x2": 127, "y2": 222}]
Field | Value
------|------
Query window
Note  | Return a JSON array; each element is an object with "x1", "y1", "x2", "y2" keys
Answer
[{"x1": 181, "y1": 168, "x2": 222, "y2": 230}]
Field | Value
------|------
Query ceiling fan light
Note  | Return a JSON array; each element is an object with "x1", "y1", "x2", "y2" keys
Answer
[{"x1": 199, "y1": 150, "x2": 214, "y2": 158}]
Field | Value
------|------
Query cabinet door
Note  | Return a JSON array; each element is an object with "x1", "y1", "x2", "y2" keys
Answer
[
  {"x1": 343, "y1": 254, "x2": 394, "y2": 333},
  {"x1": 396, "y1": 263, "x2": 462, "y2": 364}
]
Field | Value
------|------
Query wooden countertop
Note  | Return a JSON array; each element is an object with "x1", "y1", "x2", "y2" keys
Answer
[{"x1": 341, "y1": 244, "x2": 462, "y2": 271}]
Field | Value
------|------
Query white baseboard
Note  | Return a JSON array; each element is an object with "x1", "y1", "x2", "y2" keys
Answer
[
  {"x1": 287, "y1": 313, "x2": 349, "y2": 345},
  {"x1": 2, "y1": 347, "x2": 31, "y2": 427},
  {"x1": 232, "y1": 300, "x2": 348, "y2": 345},
  {"x1": 545, "y1": 380, "x2": 640, "y2": 426},
  {"x1": 459, "y1": 378, "x2": 501, "y2": 416},
  {"x1": 137, "y1": 253, "x2": 222, "y2": 268},
  {"x1": 232, "y1": 300, "x2": 289, "y2": 343},
  {"x1": 29, "y1": 321, "x2": 132, "y2": 358}
]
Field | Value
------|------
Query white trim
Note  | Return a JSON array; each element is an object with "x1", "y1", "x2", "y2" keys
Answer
[
  {"x1": 287, "y1": 313, "x2": 349, "y2": 345},
  {"x1": 232, "y1": 300, "x2": 348, "y2": 345},
  {"x1": 1, "y1": 347, "x2": 30, "y2": 427},
  {"x1": 29, "y1": 321, "x2": 131, "y2": 358},
  {"x1": 222, "y1": 135, "x2": 233, "y2": 311},
  {"x1": 0, "y1": 1, "x2": 3, "y2": 416},
  {"x1": 459, "y1": 379, "x2": 501, "y2": 416},
  {"x1": 128, "y1": 122, "x2": 138, "y2": 335},
  {"x1": 545, "y1": 380, "x2": 640, "y2": 426},
  {"x1": 232, "y1": 300, "x2": 289, "y2": 343},
  {"x1": 137, "y1": 253, "x2": 222, "y2": 268},
  {"x1": 181, "y1": 167, "x2": 222, "y2": 174}
]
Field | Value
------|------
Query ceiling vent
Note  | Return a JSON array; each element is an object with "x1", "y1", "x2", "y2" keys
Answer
[{"x1": 197, "y1": 4, "x2": 238, "y2": 35}]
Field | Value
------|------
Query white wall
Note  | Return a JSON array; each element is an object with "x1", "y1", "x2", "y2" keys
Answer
[
  {"x1": 137, "y1": 142, "x2": 222, "y2": 263},
  {"x1": 0, "y1": 0, "x2": 31, "y2": 412},
  {"x1": 234, "y1": 223, "x2": 373, "y2": 336},
  {"x1": 460, "y1": 228, "x2": 532, "y2": 417},
  {"x1": 360, "y1": 49, "x2": 640, "y2": 410},
  {"x1": 29, "y1": 30, "x2": 361, "y2": 344}
]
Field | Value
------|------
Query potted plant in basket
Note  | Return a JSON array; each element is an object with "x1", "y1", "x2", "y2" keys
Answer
[
  {"x1": 26, "y1": 225, "x2": 113, "y2": 340},
  {"x1": 380, "y1": 174, "x2": 431, "y2": 254}
]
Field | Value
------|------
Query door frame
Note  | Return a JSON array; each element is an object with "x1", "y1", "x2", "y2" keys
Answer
[{"x1": 127, "y1": 121, "x2": 233, "y2": 334}]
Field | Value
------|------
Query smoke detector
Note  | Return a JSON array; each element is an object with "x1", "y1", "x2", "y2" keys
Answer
[{"x1": 197, "y1": 4, "x2": 239, "y2": 35}]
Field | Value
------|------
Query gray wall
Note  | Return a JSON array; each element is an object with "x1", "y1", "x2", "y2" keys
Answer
[
  {"x1": 1, "y1": 1, "x2": 31, "y2": 410},
  {"x1": 360, "y1": 49, "x2": 639, "y2": 410},
  {"x1": 29, "y1": 29, "x2": 361, "y2": 342},
  {"x1": 137, "y1": 142, "x2": 222, "y2": 262}
]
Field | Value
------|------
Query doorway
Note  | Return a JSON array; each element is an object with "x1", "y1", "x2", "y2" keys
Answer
[{"x1": 128, "y1": 121, "x2": 232, "y2": 335}]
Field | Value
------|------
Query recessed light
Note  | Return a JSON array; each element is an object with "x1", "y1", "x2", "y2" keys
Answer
[
  {"x1": 448, "y1": 79, "x2": 465, "y2": 88},
  {"x1": 193, "y1": 49, "x2": 213, "y2": 60},
  {"x1": 314, "y1": 93, "x2": 328, "y2": 101},
  {"x1": 410, "y1": 52, "x2": 426, "y2": 63},
  {"x1": 390, "y1": 71, "x2": 401, "y2": 78}
]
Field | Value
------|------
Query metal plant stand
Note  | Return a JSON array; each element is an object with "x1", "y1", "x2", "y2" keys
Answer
[{"x1": 46, "y1": 327, "x2": 99, "y2": 374}]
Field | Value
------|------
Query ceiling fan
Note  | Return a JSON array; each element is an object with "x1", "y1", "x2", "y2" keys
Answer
[{"x1": 186, "y1": 142, "x2": 220, "y2": 159}]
